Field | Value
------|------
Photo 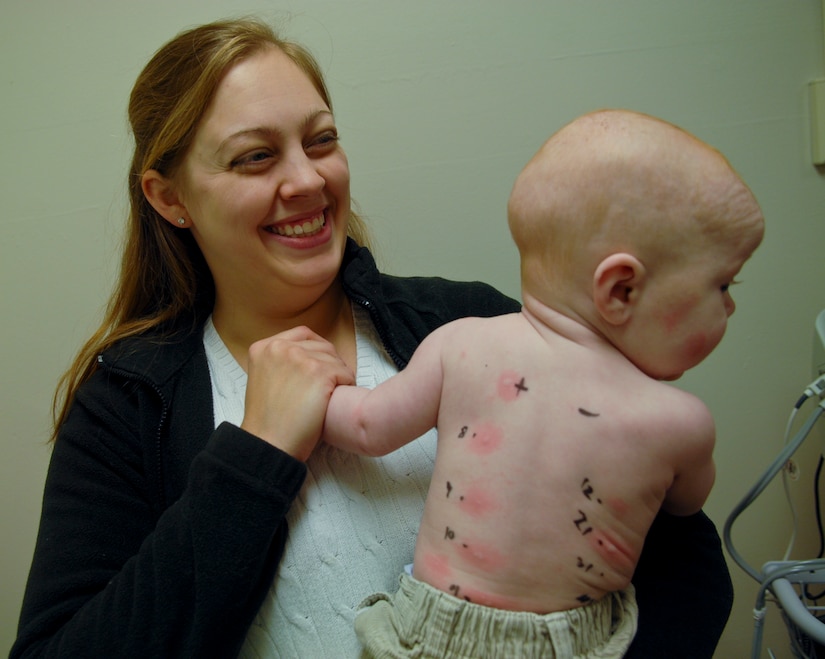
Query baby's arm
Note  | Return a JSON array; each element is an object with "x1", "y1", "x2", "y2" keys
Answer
[
  {"x1": 323, "y1": 327, "x2": 448, "y2": 457},
  {"x1": 661, "y1": 396, "x2": 717, "y2": 516}
]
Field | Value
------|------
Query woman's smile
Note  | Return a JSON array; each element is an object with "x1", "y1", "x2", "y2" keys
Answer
[
  {"x1": 263, "y1": 208, "x2": 334, "y2": 249},
  {"x1": 267, "y1": 212, "x2": 326, "y2": 238}
]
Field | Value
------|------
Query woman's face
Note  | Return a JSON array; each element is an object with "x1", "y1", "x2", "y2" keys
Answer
[{"x1": 175, "y1": 46, "x2": 351, "y2": 314}]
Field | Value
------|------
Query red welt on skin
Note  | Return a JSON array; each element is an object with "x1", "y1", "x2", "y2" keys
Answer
[
  {"x1": 497, "y1": 370, "x2": 523, "y2": 402},
  {"x1": 467, "y1": 422, "x2": 504, "y2": 455},
  {"x1": 458, "y1": 484, "x2": 500, "y2": 517}
]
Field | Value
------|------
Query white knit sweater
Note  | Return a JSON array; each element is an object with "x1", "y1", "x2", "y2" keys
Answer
[{"x1": 203, "y1": 308, "x2": 437, "y2": 657}]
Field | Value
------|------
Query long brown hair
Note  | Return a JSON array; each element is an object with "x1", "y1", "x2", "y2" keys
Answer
[{"x1": 52, "y1": 18, "x2": 372, "y2": 440}]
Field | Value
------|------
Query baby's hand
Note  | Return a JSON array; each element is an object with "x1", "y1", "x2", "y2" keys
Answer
[{"x1": 241, "y1": 326, "x2": 354, "y2": 461}]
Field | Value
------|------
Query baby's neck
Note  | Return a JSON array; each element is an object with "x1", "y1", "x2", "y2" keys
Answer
[{"x1": 520, "y1": 291, "x2": 621, "y2": 358}]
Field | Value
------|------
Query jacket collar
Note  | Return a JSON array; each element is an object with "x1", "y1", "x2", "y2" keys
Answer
[{"x1": 100, "y1": 238, "x2": 381, "y2": 385}]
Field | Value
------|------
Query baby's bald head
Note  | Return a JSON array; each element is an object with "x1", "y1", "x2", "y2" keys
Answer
[{"x1": 508, "y1": 109, "x2": 763, "y2": 302}]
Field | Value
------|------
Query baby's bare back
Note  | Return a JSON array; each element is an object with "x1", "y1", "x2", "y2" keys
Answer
[{"x1": 411, "y1": 313, "x2": 713, "y2": 613}]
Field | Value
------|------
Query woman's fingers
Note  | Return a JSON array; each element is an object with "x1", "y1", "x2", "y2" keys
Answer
[{"x1": 241, "y1": 327, "x2": 355, "y2": 461}]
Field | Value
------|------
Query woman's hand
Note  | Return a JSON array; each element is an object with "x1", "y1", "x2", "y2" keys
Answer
[{"x1": 241, "y1": 326, "x2": 355, "y2": 461}]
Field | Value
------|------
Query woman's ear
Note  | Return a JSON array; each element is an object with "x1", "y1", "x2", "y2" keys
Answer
[
  {"x1": 141, "y1": 170, "x2": 189, "y2": 228},
  {"x1": 593, "y1": 253, "x2": 646, "y2": 326}
]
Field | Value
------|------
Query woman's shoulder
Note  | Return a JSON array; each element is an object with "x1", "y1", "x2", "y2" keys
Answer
[
  {"x1": 381, "y1": 273, "x2": 519, "y2": 319},
  {"x1": 98, "y1": 320, "x2": 206, "y2": 387},
  {"x1": 343, "y1": 239, "x2": 519, "y2": 317},
  {"x1": 66, "y1": 320, "x2": 210, "y2": 469}
]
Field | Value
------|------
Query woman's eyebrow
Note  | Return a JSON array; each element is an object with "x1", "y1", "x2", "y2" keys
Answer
[
  {"x1": 215, "y1": 109, "x2": 334, "y2": 155},
  {"x1": 216, "y1": 127, "x2": 278, "y2": 155}
]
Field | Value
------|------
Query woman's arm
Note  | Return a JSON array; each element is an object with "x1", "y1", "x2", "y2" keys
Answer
[
  {"x1": 12, "y1": 375, "x2": 306, "y2": 658},
  {"x1": 626, "y1": 510, "x2": 733, "y2": 658}
]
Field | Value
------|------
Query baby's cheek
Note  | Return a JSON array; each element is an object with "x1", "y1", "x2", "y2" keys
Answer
[
  {"x1": 682, "y1": 331, "x2": 712, "y2": 363},
  {"x1": 661, "y1": 298, "x2": 696, "y2": 333}
]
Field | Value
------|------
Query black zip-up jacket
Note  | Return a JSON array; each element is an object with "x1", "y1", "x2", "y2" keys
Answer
[{"x1": 13, "y1": 241, "x2": 732, "y2": 658}]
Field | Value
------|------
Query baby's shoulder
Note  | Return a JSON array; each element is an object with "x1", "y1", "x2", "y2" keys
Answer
[
  {"x1": 648, "y1": 382, "x2": 715, "y2": 446},
  {"x1": 436, "y1": 313, "x2": 523, "y2": 341}
]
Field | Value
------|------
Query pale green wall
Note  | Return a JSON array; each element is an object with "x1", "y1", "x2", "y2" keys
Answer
[{"x1": 3, "y1": 1, "x2": 825, "y2": 656}]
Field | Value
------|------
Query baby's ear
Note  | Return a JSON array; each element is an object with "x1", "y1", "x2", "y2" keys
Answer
[{"x1": 592, "y1": 253, "x2": 646, "y2": 326}]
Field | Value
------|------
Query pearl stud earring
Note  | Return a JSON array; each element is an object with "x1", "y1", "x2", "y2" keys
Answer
[{"x1": 177, "y1": 217, "x2": 186, "y2": 226}]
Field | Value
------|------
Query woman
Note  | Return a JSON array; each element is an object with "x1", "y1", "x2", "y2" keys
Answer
[{"x1": 12, "y1": 18, "x2": 732, "y2": 658}]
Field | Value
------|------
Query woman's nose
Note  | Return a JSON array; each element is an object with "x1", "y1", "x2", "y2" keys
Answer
[{"x1": 280, "y1": 152, "x2": 325, "y2": 198}]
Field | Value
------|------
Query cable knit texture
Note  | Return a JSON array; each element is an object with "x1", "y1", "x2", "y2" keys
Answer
[{"x1": 205, "y1": 308, "x2": 438, "y2": 657}]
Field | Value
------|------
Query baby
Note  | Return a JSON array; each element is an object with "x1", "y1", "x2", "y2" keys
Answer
[{"x1": 323, "y1": 109, "x2": 765, "y2": 657}]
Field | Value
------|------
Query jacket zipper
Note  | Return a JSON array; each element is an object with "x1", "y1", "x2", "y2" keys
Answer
[
  {"x1": 348, "y1": 294, "x2": 407, "y2": 370},
  {"x1": 97, "y1": 354, "x2": 170, "y2": 509}
]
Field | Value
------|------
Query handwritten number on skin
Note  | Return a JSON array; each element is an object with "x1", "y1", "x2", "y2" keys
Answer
[
  {"x1": 581, "y1": 478, "x2": 602, "y2": 504},
  {"x1": 573, "y1": 510, "x2": 593, "y2": 535},
  {"x1": 577, "y1": 556, "x2": 605, "y2": 578},
  {"x1": 445, "y1": 480, "x2": 466, "y2": 502},
  {"x1": 449, "y1": 584, "x2": 471, "y2": 602},
  {"x1": 573, "y1": 476, "x2": 608, "y2": 605}
]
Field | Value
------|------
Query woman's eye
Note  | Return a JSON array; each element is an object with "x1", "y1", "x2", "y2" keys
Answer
[
  {"x1": 307, "y1": 130, "x2": 339, "y2": 151},
  {"x1": 231, "y1": 150, "x2": 272, "y2": 170}
]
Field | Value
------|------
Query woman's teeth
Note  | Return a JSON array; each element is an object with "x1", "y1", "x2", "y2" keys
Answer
[{"x1": 271, "y1": 215, "x2": 325, "y2": 237}]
